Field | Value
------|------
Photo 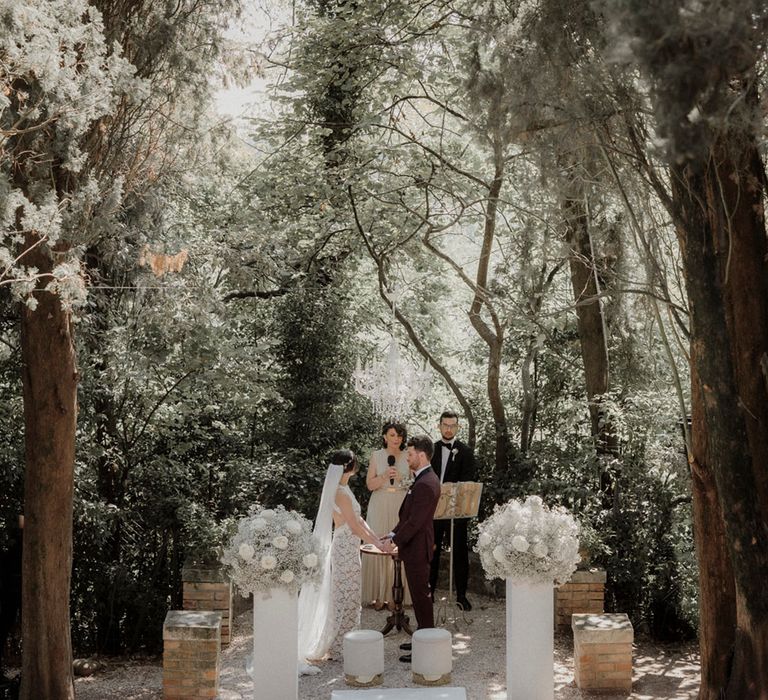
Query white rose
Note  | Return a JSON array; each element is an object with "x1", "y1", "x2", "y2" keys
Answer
[
  {"x1": 532, "y1": 542, "x2": 548, "y2": 558},
  {"x1": 526, "y1": 496, "x2": 544, "y2": 510},
  {"x1": 492, "y1": 545, "x2": 507, "y2": 562},
  {"x1": 273, "y1": 535, "x2": 289, "y2": 550},
  {"x1": 252, "y1": 518, "x2": 267, "y2": 531},
  {"x1": 238, "y1": 543, "x2": 255, "y2": 560},
  {"x1": 260, "y1": 555, "x2": 277, "y2": 570},
  {"x1": 280, "y1": 570, "x2": 295, "y2": 583},
  {"x1": 261, "y1": 509, "x2": 276, "y2": 519},
  {"x1": 285, "y1": 520, "x2": 302, "y2": 535},
  {"x1": 303, "y1": 553, "x2": 319, "y2": 568},
  {"x1": 478, "y1": 532, "x2": 492, "y2": 548},
  {"x1": 511, "y1": 535, "x2": 530, "y2": 553}
]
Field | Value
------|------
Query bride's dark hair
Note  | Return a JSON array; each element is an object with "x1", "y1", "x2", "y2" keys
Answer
[{"x1": 330, "y1": 449, "x2": 358, "y2": 474}]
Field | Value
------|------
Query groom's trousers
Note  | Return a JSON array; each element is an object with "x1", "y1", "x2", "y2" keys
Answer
[{"x1": 403, "y1": 558, "x2": 434, "y2": 629}]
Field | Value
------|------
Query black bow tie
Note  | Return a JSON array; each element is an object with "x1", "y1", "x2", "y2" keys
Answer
[{"x1": 441, "y1": 441, "x2": 454, "y2": 450}]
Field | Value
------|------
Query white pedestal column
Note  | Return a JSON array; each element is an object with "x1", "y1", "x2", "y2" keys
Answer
[
  {"x1": 252, "y1": 588, "x2": 298, "y2": 700},
  {"x1": 505, "y1": 578, "x2": 554, "y2": 700}
]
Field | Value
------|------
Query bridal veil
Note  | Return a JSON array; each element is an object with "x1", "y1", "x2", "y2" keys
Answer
[{"x1": 297, "y1": 462, "x2": 343, "y2": 669}]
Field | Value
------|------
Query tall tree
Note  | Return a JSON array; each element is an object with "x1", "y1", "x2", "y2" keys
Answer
[
  {"x1": 2, "y1": 1, "x2": 239, "y2": 694},
  {"x1": 561, "y1": 158, "x2": 619, "y2": 498},
  {"x1": 609, "y1": 1, "x2": 768, "y2": 695},
  {"x1": 562, "y1": 173, "x2": 611, "y2": 438},
  {"x1": 3, "y1": 7, "x2": 137, "y2": 695}
]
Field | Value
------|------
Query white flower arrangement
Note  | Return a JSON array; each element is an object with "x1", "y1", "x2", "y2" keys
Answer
[
  {"x1": 475, "y1": 495, "x2": 581, "y2": 585},
  {"x1": 221, "y1": 505, "x2": 323, "y2": 597}
]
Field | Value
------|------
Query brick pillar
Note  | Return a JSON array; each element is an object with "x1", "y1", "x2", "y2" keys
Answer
[
  {"x1": 163, "y1": 610, "x2": 221, "y2": 700},
  {"x1": 554, "y1": 568, "x2": 605, "y2": 633},
  {"x1": 572, "y1": 612, "x2": 633, "y2": 694},
  {"x1": 182, "y1": 562, "x2": 232, "y2": 645}
]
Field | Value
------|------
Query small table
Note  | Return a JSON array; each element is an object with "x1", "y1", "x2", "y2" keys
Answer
[{"x1": 360, "y1": 544, "x2": 413, "y2": 636}]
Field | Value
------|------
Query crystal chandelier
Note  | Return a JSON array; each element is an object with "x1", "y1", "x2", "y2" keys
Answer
[{"x1": 352, "y1": 288, "x2": 431, "y2": 419}]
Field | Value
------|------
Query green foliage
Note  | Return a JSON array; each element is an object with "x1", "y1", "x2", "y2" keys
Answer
[
  {"x1": 0, "y1": 0, "x2": 713, "y2": 659},
  {"x1": 0, "y1": 326, "x2": 23, "y2": 551},
  {"x1": 0, "y1": 291, "x2": 21, "y2": 525},
  {"x1": 477, "y1": 385, "x2": 697, "y2": 640},
  {"x1": 597, "y1": 464, "x2": 697, "y2": 640},
  {"x1": 268, "y1": 278, "x2": 376, "y2": 455}
]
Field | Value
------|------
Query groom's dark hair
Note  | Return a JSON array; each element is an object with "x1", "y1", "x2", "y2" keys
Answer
[{"x1": 407, "y1": 435, "x2": 434, "y2": 459}]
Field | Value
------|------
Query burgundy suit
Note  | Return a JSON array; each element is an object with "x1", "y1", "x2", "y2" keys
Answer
[{"x1": 392, "y1": 466, "x2": 441, "y2": 629}]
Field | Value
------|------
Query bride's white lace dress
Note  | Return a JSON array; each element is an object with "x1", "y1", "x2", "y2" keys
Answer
[
  {"x1": 299, "y1": 482, "x2": 362, "y2": 666},
  {"x1": 324, "y1": 484, "x2": 362, "y2": 657}
]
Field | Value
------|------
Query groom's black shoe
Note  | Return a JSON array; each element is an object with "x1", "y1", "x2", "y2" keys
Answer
[
  {"x1": 399, "y1": 642, "x2": 412, "y2": 651},
  {"x1": 399, "y1": 653, "x2": 412, "y2": 663},
  {"x1": 457, "y1": 596, "x2": 473, "y2": 611}
]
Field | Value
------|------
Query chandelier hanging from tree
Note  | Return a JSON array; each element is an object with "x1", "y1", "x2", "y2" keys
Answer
[{"x1": 352, "y1": 286, "x2": 431, "y2": 419}]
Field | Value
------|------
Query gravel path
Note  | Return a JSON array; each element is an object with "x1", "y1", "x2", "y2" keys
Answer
[{"x1": 74, "y1": 595, "x2": 700, "y2": 699}]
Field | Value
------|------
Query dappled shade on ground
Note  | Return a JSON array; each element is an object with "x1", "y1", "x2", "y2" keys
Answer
[{"x1": 72, "y1": 595, "x2": 699, "y2": 699}]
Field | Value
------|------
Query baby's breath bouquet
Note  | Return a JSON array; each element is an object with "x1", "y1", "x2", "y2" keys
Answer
[
  {"x1": 475, "y1": 496, "x2": 581, "y2": 585},
  {"x1": 221, "y1": 505, "x2": 322, "y2": 597}
]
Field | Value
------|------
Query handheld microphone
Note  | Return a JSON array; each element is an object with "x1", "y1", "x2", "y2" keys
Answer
[{"x1": 387, "y1": 455, "x2": 396, "y2": 486}]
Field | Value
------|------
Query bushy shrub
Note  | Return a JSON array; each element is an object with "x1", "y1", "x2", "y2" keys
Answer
[{"x1": 475, "y1": 397, "x2": 697, "y2": 641}]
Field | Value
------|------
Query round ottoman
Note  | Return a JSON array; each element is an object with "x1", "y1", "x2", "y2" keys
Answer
[
  {"x1": 412, "y1": 627, "x2": 452, "y2": 685},
  {"x1": 343, "y1": 629, "x2": 384, "y2": 687}
]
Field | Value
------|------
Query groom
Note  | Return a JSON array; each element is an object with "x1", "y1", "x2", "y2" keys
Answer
[{"x1": 380, "y1": 435, "x2": 441, "y2": 662}]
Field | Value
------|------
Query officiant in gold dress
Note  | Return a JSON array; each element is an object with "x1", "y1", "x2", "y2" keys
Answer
[{"x1": 361, "y1": 421, "x2": 412, "y2": 609}]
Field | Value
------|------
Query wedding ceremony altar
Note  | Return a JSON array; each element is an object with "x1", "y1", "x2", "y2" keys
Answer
[
  {"x1": 198, "y1": 596, "x2": 698, "y2": 700},
  {"x1": 216, "y1": 493, "x2": 581, "y2": 700},
  {"x1": 186, "y1": 494, "x2": 696, "y2": 700}
]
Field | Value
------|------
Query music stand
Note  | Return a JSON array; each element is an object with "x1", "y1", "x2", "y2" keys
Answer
[{"x1": 433, "y1": 481, "x2": 483, "y2": 628}]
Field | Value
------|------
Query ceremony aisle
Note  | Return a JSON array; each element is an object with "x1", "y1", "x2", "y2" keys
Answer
[{"x1": 73, "y1": 595, "x2": 700, "y2": 699}]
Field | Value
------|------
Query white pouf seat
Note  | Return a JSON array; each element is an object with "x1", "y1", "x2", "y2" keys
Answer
[
  {"x1": 412, "y1": 628, "x2": 452, "y2": 686},
  {"x1": 343, "y1": 630, "x2": 384, "y2": 687}
]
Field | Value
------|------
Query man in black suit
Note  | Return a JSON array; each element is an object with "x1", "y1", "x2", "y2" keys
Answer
[
  {"x1": 429, "y1": 410, "x2": 476, "y2": 611},
  {"x1": 380, "y1": 435, "x2": 441, "y2": 663}
]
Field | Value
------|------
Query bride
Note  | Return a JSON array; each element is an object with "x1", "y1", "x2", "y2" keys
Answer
[{"x1": 298, "y1": 450, "x2": 382, "y2": 672}]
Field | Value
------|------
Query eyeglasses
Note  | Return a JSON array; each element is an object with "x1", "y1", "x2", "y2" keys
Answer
[{"x1": 440, "y1": 421, "x2": 459, "y2": 429}]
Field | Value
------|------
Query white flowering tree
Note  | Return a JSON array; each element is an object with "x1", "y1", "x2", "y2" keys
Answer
[
  {"x1": 1, "y1": 1, "x2": 240, "y2": 697},
  {"x1": 2, "y1": 6, "x2": 142, "y2": 698}
]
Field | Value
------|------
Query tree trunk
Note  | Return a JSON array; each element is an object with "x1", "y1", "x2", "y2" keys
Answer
[
  {"x1": 486, "y1": 331, "x2": 508, "y2": 471},
  {"x1": 689, "y1": 373, "x2": 736, "y2": 699},
  {"x1": 563, "y1": 192, "x2": 613, "y2": 454},
  {"x1": 671, "y1": 133, "x2": 768, "y2": 698},
  {"x1": 706, "y1": 138, "x2": 768, "y2": 700},
  {"x1": 519, "y1": 261, "x2": 560, "y2": 454},
  {"x1": 311, "y1": 0, "x2": 360, "y2": 174},
  {"x1": 19, "y1": 233, "x2": 77, "y2": 700},
  {"x1": 563, "y1": 185, "x2": 617, "y2": 508},
  {"x1": 520, "y1": 340, "x2": 538, "y2": 454},
  {"x1": 468, "y1": 162, "x2": 509, "y2": 472}
]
